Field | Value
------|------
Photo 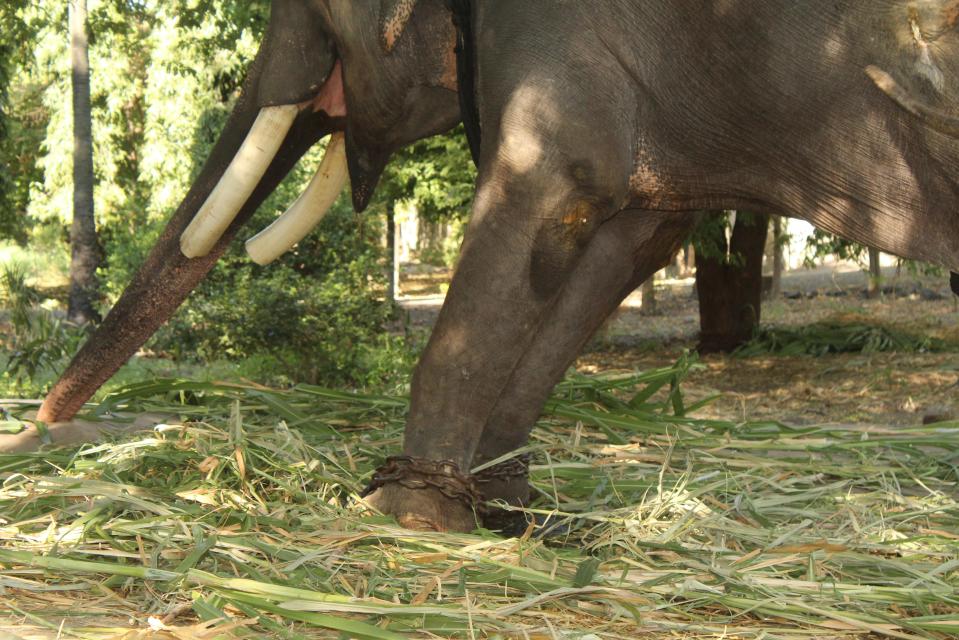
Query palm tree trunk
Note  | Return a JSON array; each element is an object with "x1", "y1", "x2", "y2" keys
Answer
[{"x1": 68, "y1": 0, "x2": 101, "y2": 324}]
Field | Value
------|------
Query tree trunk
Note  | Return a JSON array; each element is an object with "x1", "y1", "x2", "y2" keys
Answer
[
  {"x1": 696, "y1": 212, "x2": 770, "y2": 353},
  {"x1": 386, "y1": 202, "x2": 399, "y2": 301},
  {"x1": 770, "y1": 216, "x2": 784, "y2": 300},
  {"x1": 68, "y1": 0, "x2": 101, "y2": 325},
  {"x1": 416, "y1": 219, "x2": 449, "y2": 265},
  {"x1": 867, "y1": 247, "x2": 882, "y2": 299},
  {"x1": 641, "y1": 272, "x2": 657, "y2": 315}
]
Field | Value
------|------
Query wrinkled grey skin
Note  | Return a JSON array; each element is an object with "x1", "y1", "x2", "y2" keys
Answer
[{"x1": 41, "y1": 1, "x2": 959, "y2": 531}]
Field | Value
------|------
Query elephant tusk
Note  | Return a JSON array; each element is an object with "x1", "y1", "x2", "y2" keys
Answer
[
  {"x1": 245, "y1": 132, "x2": 349, "y2": 265},
  {"x1": 866, "y1": 65, "x2": 959, "y2": 138},
  {"x1": 180, "y1": 105, "x2": 299, "y2": 259}
]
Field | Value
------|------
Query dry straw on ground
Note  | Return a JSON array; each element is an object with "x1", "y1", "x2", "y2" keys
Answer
[{"x1": 1, "y1": 355, "x2": 957, "y2": 639}]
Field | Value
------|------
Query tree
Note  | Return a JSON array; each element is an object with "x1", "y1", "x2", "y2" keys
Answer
[
  {"x1": 641, "y1": 274, "x2": 657, "y2": 316},
  {"x1": 0, "y1": 11, "x2": 11, "y2": 234},
  {"x1": 374, "y1": 127, "x2": 476, "y2": 295},
  {"x1": 377, "y1": 128, "x2": 475, "y2": 226},
  {"x1": 67, "y1": 0, "x2": 101, "y2": 324},
  {"x1": 695, "y1": 212, "x2": 770, "y2": 353},
  {"x1": 804, "y1": 230, "x2": 890, "y2": 298},
  {"x1": 0, "y1": 2, "x2": 33, "y2": 244},
  {"x1": 769, "y1": 216, "x2": 785, "y2": 300},
  {"x1": 867, "y1": 246, "x2": 882, "y2": 299}
]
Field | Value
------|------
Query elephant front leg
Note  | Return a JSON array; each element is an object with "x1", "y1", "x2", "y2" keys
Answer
[
  {"x1": 366, "y1": 170, "x2": 624, "y2": 531},
  {"x1": 470, "y1": 211, "x2": 697, "y2": 532}
]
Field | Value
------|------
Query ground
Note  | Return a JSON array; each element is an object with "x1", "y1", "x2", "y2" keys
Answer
[
  {"x1": 1, "y1": 263, "x2": 957, "y2": 639},
  {"x1": 402, "y1": 262, "x2": 959, "y2": 428}
]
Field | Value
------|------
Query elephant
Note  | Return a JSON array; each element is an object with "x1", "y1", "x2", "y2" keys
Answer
[{"x1": 37, "y1": 0, "x2": 959, "y2": 532}]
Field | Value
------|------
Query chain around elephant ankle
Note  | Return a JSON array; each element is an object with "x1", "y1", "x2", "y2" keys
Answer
[
  {"x1": 362, "y1": 456, "x2": 485, "y2": 512},
  {"x1": 472, "y1": 454, "x2": 531, "y2": 485}
]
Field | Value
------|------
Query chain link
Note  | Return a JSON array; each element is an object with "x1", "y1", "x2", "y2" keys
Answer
[
  {"x1": 363, "y1": 454, "x2": 532, "y2": 517},
  {"x1": 473, "y1": 454, "x2": 531, "y2": 485},
  {"x1": 362, "y1": 456, "x2": 486, "y2": 513}
]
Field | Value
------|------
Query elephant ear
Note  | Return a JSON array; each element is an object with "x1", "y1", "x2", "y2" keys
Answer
[
  {"x1": 258, "y1": 0, "x2": 336, "y2": 106},
  {"x1": 380, "y1": 0, "x2": 418, "y2": 53}
]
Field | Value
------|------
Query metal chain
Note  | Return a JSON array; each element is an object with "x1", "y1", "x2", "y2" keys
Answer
[
  {"x1": 473, "y1": 454, "x2": 531, "y2": 485},
  {"x1": 363, "y1": 454, "x2": 532, "y2": 517},
  {"x1": 362, "y1": 456, "x2": 486, "y2": 513}
]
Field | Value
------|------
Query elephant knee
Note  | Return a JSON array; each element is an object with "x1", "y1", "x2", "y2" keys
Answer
[
  {"x1": 528, "y1": 197, "x2": 607, "y2": 298},
  {"x1": 475, "y1": 148, "x2": 628, "y2": 301},
  {"x1": 528, "y1": 164, "x2": 624, "y2": 298}
]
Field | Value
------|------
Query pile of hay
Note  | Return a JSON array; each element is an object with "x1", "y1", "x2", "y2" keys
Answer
[{"x1": 2, "y1": 356, "x2": 957, "y2": 638}]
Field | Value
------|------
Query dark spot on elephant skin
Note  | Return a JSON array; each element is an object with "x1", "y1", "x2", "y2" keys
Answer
[{"x1": 529, "y1": 199, "x2": 600, "y2": 299}]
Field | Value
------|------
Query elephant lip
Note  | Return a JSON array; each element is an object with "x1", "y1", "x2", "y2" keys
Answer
[{"x1": 305, "y1": 59, "x2": 347, "y2": 122}]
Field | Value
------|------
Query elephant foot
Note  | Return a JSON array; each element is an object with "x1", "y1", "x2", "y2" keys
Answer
[
  {"x1": 481, "y1": 506, "x2": 533, "y2": 537},
  {"x1": 473, "y1": 455, "x2": 533, "y2": 535},
  {"x1": 365, "y1": 483, "x2": 477, "y2": 532},
  {"x1": 362, "y1": 456, "x2": 481, "y2": 533}
]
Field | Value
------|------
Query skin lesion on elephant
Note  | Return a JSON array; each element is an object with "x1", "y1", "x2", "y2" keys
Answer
[
  {"x1": 945, "y1": 1, "x2": 959, "y2": 28},
  {"x1": 628, "y1": 143, "x2": 676, "y2": 210},
  {"x1": 529, "y1": 198, "x2": 608, "y2": 300}
]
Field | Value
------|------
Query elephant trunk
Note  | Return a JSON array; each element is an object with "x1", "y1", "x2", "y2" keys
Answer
[{"x1": 37, "y1": 76, "x2": 329, "y2": 424}]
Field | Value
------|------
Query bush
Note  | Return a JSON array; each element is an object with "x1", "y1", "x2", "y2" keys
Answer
[
  {"x1": 150, "y1": 204, "x2": 413, "y2": 389},
  {"x1": 0, "y1": 263, "x2": 86, "y2": 394},
  {"x1": 154, "y1": 263, "x2": 394, "y2": 387}
]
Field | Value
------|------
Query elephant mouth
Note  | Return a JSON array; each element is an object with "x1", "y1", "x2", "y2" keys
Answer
[
  {"x1": 307, "y1": 60, "x2": 347, "y2": 121},
  {"x1": 179, "y1": 60, "x2": 351, "y2": 266}
]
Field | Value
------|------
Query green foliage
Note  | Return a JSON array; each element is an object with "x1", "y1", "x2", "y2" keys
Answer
[
  {"x1": 0, "y1": 1, "x2": 37, "y2": 243},
  {"x1": 151, "y1": 186, "x2": 416, "y2": 389},
  {"x1": 690, "y1": 211, "x2": 731, "y2": 262},
  {"x1": 0, "y1": 79, "x2": 48, "y2": 246},
  {"x1": 0, "y1": 261, "x2": 39, "y2": 329},
  {"x1": 153, "y1": 261, "x2": 405, "y2": 390},
  {"x1": 803, "y1": 230, "x2": 945, "y2": 279},
  {"x1": 0, "y1": 1, "x2": 480, "y2": 391},
  {"x1": 0, "y1": 263, "x2": 86, "y2": 392},
  {"x1": 1, "y1": 0, "x2": 269, "y2": 249},
  {"x1": 377, "y1": 128, "x2": 476, "y2": 224},
  {"x1": 736, "y1": 318, "x2": 953, "y2": 357},
  {"x1": 803, "y1": 228, "x2": 865, "y2": 268},
  {"x1": 691, "y1": 211, "x2": 767, "y2": 268}
]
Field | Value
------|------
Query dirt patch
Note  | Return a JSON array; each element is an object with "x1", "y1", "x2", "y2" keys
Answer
[
  {"x1": 580, "y1": 271, "x2": 959, "y2": 427},
  {"x1": 580, "y1": 347, "x2": 958, "y2": 426},
  {"x1": 397, "y1": 265, "x2": 959, "y2": 428}
]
